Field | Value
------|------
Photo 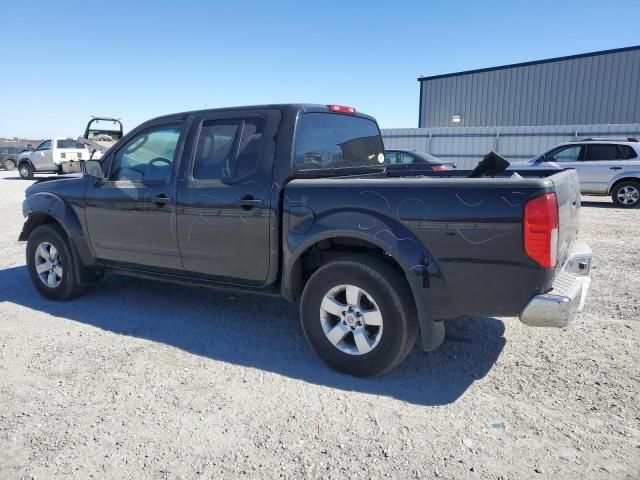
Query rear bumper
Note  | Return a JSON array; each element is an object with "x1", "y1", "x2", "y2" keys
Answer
[{"x1": 519, "y1": 242, "x2": 592, "y2": 328}]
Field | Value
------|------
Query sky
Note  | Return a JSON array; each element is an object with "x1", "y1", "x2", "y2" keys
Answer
[{"x1": 1, "y1": 0, "x2": 639, "y2": 138}]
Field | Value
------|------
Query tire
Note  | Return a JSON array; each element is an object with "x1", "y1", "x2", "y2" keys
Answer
[
  {"x1": 4, "y1": 159, "x2": 16, "y2": 171},
  {"x1": 26, "y1": 224, "x2": 87, "y2": 301},
  {"x1": 300, "y1": 256, "x2": 418, "y2": 377},
  {"x1": 19, "y1": 162, "x2": 34, "y2": 179},
  {"x1": 611, "y1": 181, "x2": 640, "y2": 208}
]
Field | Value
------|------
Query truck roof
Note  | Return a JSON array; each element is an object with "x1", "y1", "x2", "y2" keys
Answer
[{"x1": 146, "y1": 103, "x2": 378, "y2": 124}]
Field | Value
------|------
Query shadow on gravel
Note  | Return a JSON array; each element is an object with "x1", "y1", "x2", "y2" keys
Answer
[
  {"x1": 581, "y1": 201, "x2": 616, "y2": 209},
  {"x1": 0, "y1": 265, "x2": 505, "y2": 406}
]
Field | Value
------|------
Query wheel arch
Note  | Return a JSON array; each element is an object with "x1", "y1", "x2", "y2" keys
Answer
[
  {"x1": 608, "y1": 175, "x2": 640, "y2": 194},
  {"x1": 20, "y1": 192, "x2": 84, "y2": 241},
  {"x1": 283, "y1": 231, "x2": 415, "y2": 302},
  {"x1": 282, "y1": 229, "x2": 445, "y2": 352}
]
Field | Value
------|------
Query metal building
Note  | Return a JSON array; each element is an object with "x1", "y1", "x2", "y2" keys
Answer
[{"x1": 418, "y1": 46, "x2": 640, "y2": 128}]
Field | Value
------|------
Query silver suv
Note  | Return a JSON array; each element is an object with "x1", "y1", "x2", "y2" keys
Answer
[{"x1": 511, "y1": 139, "x2": 640, "y2": 208}]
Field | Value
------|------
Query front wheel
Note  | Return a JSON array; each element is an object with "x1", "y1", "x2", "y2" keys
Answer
[
  {"x1": 26, "y1": 224, "x2": 87, "y2": 300},
  {"x1": 611, "y1": 181, "x2": 640, "y2": 208},
  {"x1": 300, "y1": 256, "x2": 418, "y2": 377},
  {"x1": 19, "y1": 162, "x2": 34, "y2": 179},
  {"x1": 3, "y1": 159, "x2": 16, "y2": 171}
]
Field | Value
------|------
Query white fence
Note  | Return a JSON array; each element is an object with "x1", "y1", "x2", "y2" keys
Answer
[{"x1": 381, "y1": 124, "x2": 640, "y2": 169}]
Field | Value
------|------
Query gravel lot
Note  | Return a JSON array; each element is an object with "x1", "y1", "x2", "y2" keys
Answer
[{"x1": 0, "y1": 168, "x2": 638, "y2": 479}]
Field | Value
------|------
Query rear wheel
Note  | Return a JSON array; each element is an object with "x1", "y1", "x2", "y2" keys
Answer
[
  {"x1": 4, "y1": 159, "x2": 16, "y2": 171},
  {"x1": 26, "y1": 224, "x2": 87, "y2": 300},
  {"x1": 300, "y1": 256, "x2": 418, "y2": 377},
  {"x1": 611, "y1": 181, "x2": 640, "y2": 208},
  {"x1": 19, "y1": 162, "x2": 34, "y2": 179}
]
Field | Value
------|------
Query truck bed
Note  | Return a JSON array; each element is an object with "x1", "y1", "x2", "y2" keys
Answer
[{"x1": 284, "y1": 169, "x2": 581, "y2": 320}]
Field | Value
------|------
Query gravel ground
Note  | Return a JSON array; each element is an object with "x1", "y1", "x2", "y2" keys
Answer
[{"x1": 0, "y1": 169, "x2": 638, "y2": 480}]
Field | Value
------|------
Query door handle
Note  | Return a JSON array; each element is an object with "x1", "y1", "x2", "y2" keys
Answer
[
  {"x1": 610, "y1": 167, "x2": 623, "y2": 170},
  {"x1": 152, "y1": 194, "x2": 173, "y2": 206},
  {"x1": 237, "y1": 195, "x2": 263, "y2": 210}
]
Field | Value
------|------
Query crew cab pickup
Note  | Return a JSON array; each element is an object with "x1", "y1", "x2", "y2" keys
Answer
[
  {"x1": 19, "y1": 104, "x2": 592, "y2": 376},
  {"x1": 18, "y1": 138, "x2": 90, "y2": 179}
]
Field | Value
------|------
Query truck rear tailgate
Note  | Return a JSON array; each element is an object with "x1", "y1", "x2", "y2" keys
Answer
[{"x1": 549, "y1": 169, "x2": 582, "y2": 271}]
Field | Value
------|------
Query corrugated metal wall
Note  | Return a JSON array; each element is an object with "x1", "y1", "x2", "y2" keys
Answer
[
  {"x1": 381, "y1": 124, "x2": 640, "y2": 169},
  {"x1": 419, "y1": 47, "x2": 640, "y2": 128}
]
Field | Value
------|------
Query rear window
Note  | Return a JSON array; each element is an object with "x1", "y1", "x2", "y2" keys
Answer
[
  {"x1": 583, "y1": 144, "x2": 623, "y2": 161},
  {"x1": 620, "y1": 145, "x2": 638, "y2": 159},
  {"x1": 56, "y1": 139, "x2": 85, "y2": 149},
  {"x1": 294, "y1": 113, "x2": 384, "y2": 172}
]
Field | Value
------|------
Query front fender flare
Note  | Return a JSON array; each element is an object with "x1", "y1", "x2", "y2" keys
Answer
[{"x1": 20, "y1": 192, "x2": 84, "y2": 241}]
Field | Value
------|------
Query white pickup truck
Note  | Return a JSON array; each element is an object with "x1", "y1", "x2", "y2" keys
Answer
[{"x1": 17, "y1": 138, "x2": 90, "y2": 179}]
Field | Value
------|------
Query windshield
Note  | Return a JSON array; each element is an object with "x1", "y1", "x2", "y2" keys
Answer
[
  {"x1": 57, "y1": 139, "x2": 86, "y2": 149},
  {"x1": 294, "y1": 113, "x2": 385, "y2": 172}
]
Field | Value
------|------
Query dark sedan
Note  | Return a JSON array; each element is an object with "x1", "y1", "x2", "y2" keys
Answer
[{"x1": 384, "y1": 149, "x2": 457, "y2": 170}]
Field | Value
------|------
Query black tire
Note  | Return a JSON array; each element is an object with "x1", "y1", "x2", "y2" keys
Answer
[
  {"x1": 26, "y1": 224, "x2": 87, "y2": 301},
  {"x1": 4, "y1": 159, "x2": 16, "y2": 171},
  {"x1": 611, "y1": 181, "x2": 640, "y2": 208},
  {"x1": 300, "y1": 256, "x2": 418, "y2": 377},
  {"x1": 19, "y1": 162, "x2": 34, "y2": 179}
]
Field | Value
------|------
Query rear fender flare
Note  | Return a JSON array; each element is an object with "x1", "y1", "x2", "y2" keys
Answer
[{"x1": 284, "y1": 214, "x2": 445, "y2": 351}]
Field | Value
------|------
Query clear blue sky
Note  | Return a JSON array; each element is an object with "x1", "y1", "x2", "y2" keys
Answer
[{"x1": 1, "y1": 0, "x2": 638, "y2": 138}]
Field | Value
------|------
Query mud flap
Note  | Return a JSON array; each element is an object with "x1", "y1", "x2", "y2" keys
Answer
[{"x1": 406, "y1": 274, "x2": 445, "y2": 351}]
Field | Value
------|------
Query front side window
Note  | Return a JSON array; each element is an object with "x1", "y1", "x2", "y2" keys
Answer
[
  {"x1": 545, "y1": 145, "x2": 581, "y2": 163},
  {"x1": 583, "y1": 144, "x2": 623, "y2": 161},
  {"x1": 192, "y1": 117, "x2": 265, "y2": 181},
  {"x1": 110, "y1": 125, "x2": 181, "y2": 183},
  {"x1": 36, "y1": 140, "x2": 52, "y2": 151},
  {"x1": 294, "y1": 113, "x2": 384, "y2": 172}
]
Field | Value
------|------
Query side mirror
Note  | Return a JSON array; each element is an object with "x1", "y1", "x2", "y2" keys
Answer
[{"x1": 83, "y1": 160, "x2": 104, "y2": 179}]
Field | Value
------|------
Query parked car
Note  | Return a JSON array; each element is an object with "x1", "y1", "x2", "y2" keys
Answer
[
  {"x1": 17, "y1": 138, "x2": 90, "y2": 179},
  {"x1": 385, "y1": 149, "x2": 457, "y2": 170},
  {"x1": 509, "y1": 139, "x2": 640, "y2": 208},
  {"x1": 0, "y1": 146, "x2": 19, "y2": 170},
  {"x1": 19, "y1": 104, "x2": 592, "y2": 377}
]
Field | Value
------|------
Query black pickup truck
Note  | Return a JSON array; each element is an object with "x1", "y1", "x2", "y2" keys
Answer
[{"x1": 19, "y1": 104, "x2": 593, "y2": 376}]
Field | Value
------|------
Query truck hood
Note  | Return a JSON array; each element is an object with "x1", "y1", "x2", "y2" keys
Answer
[{"x1": 25, "y1": 174, "x2": 85, "y2": 198}]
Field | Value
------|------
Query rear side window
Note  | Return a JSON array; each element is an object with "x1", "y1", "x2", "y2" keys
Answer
[
  {"x1": 56, "y1": 139, "x2": 85, "y2": 149},
  {"x1": 620, "y1": 145, "x2": 638, "y2": 159},
  {"x1": 193, "y1": 117, "x2": 264, "y2": 181},
  {"x1": 399, "y1": 153, "x2": 414, "y2": 164},
  {"x1": 385, "y1": 152, "x2": 398, "y2": 164},
  {"x1": 583, "y1": 144, "x2": 623, "y2": 161},
  {"x1": 294, "y1": 113, "x2": 384, "y2": 172}
]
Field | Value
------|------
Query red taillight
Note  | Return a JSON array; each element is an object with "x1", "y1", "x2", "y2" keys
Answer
[
  {"x1": 327, "y1": 104, "x2": 356, "y2": 114},
  {"x1": 524, "y1": 193, "x2": 559, "y2": 269},
  {"x1": 431, "y1": 164, "x2": 450, "y2": 171}
]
